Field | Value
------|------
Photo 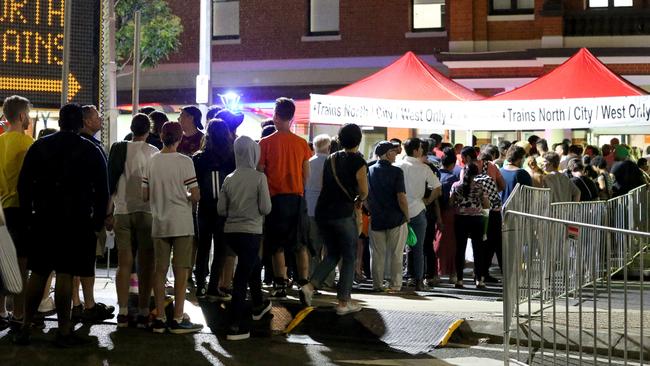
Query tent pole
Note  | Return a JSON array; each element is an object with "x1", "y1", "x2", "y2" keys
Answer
[{"x1": 466, "y1": 129, "x2": 474, "y2": 147}]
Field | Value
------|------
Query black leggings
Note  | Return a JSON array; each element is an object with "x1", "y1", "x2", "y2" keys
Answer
[
  {"x1": 454, "y1": 215, "x2": 486, "y2": 282},
  {"x1": 194, "y1": 209, "x2": 227, "y2": 291},
  {"x1": 484, "y1": 210, "x2": 502, "y2": 273},
  {"x1": 227, "y1": 233, "x2": 263, "y2": 327}
]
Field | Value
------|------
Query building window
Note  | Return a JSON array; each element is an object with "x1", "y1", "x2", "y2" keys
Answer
[
  {"x1": 213, "y1": 0, "x2": 239, "y2": 40},
  {"x1": 412, "y1": 0, "x2": 445, "y2": 31},
  {"x1": 308, "y1": 0, "x2": 339, "y2": 35},
  {"x1": 490, "y1": 0, "x2": 534, "y2": 15},
  {"x1": 588, "y1": 0, "x2": 633, "y2": 8}
]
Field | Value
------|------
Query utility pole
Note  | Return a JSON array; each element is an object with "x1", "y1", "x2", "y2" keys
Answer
[{"x1": 197, "y1": 0, "x2": 212, "y2": 125}]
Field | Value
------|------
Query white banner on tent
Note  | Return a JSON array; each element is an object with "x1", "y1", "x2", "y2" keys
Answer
[{"x1": 309, "y1": 94, "x2": 650, "y2": 130}]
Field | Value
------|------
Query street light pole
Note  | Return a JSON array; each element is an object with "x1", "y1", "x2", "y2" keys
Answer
[{"x1": 197, "y1": 0, "x2": 212, "y2": 124}]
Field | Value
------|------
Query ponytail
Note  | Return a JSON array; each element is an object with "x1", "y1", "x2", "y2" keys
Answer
[{"x1": 462, "y1": 163, "x2": 479, "y2": 196}]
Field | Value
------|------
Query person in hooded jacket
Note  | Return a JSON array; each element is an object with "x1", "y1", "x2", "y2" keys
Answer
[
  {"x1": 192, "y1": 119, "x2": 237, "y2": 300},
  {"x1": 218, "y1": 136, "x2": 272, "y2": 341}
]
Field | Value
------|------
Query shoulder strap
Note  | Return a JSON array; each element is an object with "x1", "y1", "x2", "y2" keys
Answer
[{"x1": 330, "y1": 155, "x2": 354, "y2": 202}]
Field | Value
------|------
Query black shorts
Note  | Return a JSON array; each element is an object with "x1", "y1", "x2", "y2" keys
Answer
[
  {"x1": 28, "y1": 224, "x2": 98, "y2": 277},
  {"x1": 4, "y1": 207, "x2": 28, "y2": 258},
  {"x1": 265, "y1": 194, "x2": 303, "y2": 253}
]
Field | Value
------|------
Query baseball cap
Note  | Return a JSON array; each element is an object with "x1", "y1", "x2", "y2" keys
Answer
[
  {"x1": 216, "y1": 109, "x2": 245, "y2": 133},
  {"x1": 375, "y1": 140, "x2": 400, "y2": 157}
]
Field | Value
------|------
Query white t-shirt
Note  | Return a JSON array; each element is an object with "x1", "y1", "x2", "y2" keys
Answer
[
  {"x1": 114, "y1": 141, "x2": 159, "y2": 215},
  {"x1": 142, "y1": 152, "x2": 198, "y2": 238},
  {"x1": 395, "y1": 156, "x2": 441, "y2": 219}
]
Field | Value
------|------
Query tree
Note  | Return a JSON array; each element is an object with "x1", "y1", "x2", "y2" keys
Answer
[{"x1": 115, "y1": 0, "x2": 183, "y2": 74}]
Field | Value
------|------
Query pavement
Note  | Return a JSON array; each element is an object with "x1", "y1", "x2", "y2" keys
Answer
[
  {"x1": 0, "y1": 270, "x2": 516, "y2": 366},
  {"x1": 1, "y1": 269, "x2": 647, "y2": 365}
]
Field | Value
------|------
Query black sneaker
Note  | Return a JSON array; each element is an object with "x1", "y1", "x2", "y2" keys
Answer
[
  {"x1": 71, "y1": 304, "x2": 84, "y2": 322},
  {"x1": 195, "y1": 285, "x2": 207, "y2": 299},
  {"x1": 206, "y1": 288, "x2": 232, "y2": 302},
  {"x1": 169, "y1": 314, "x2": 203, "y2": 334},
  {"x1": 269, "y1": 287, "x2": 286, "y2": 299},
  {"x1": 152, "y1": 318, "x2": 167, "y2": 334},
  {"x1": 0, "y1": 313, "x2": 10, "y2": 331},
  {"x1": 12, "y1": 327, "x2": 31, "y2": 346},
  {"x1": 117, "y1": 314, "x2": 130, "y2": 328},
  {"x1": 31, "y1": 315, "x2": 46, "y2": 330},
  {"x1": 136, "y1": 315, "x2": 150, "y2": 329},
  {"x1": 484, "y1": 275, "x2": 501, "y2": 284},
  {"x1": 226, "y1": 325, "x2": 250, "y2": 341},
  {"x1": 252, "y1": 300, "x2": 272, "y2": 321},
  {"x1": 54, "y1": 331, "x2": 93, "y2": 348},
  {"x1": 8, "y1": 316, "x2": 23, "y2": 334},
  {"x1": 83, "y1": 302, "x2": 115, "y2": 323}
]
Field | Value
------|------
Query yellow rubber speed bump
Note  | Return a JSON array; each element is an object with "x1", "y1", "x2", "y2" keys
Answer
[
  {"x1": 439, "y1": 319, "x2": 464, "y2": 347},
  {"x1": 283, "y1": 306, "x2": 315, "y2": 334}
]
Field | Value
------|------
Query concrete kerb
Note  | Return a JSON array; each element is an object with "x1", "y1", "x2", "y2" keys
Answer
[{"x1": 459, "y1": 318, "x2": 650, "y2": 361}]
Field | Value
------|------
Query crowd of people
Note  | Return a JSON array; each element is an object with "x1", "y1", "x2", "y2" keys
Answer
[{"x1": 0, "y1": 94, "x2": 648, "y2": 346}]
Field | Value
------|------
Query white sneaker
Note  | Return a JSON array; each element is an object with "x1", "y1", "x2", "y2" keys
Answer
[
  {"x1": 300, "y1": 285, "x2": 314, "y2": 307},
  {"x1": 336, "y1": 301, "x2": 362, "y2": 316},
  {"x1": 38, "y1": 297, "x2": 56, "y2": 313}
]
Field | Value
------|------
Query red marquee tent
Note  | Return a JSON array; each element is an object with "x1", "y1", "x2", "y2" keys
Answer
[
  {"x1": 295, "y1": 51, "x2": 482, "y2": 124},
  {"x1": 489, "y1": 48, "x2": 647, "y2": 101}
]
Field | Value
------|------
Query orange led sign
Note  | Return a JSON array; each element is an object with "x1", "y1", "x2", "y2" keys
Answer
[{"x1": 0, "y1": 0, "x2": 100, "y2": 107}]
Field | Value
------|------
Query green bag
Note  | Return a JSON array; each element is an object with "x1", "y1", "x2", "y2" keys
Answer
[{"x1": 406, "y1": 225, "x2": 417, "y2": 247}]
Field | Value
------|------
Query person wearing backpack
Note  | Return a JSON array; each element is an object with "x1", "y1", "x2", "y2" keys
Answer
[{"x1": 107, "y1": 114, "x2": 160, "y2": 328}]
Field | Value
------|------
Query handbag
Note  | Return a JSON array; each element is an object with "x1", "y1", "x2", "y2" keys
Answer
[{"x1": 0, "y1": 206, "x2": 23, "y2": 295}]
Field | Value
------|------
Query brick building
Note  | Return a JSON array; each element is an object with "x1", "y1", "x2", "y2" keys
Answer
[
  {"x1": 438, "y1": 0, "x2": 650, "y2": 145},
  {"x1": 120, "y1": 0, "x2": 650, "y2": 146},
  {"x1": 442, "y1": 0, "x2": 650, "y2": 94},
  {"x1": 118, "y1": 0, "x2": 449, "y2": 105}
]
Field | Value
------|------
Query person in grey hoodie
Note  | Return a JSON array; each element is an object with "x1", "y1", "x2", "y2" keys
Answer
[{"x1": 217, "y1": 136, "x2": 272, "y2": 341}]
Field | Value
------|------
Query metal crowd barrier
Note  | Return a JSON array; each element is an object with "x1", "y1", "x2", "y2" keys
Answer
[{"x1": 502, "y1": 184, "x2": 650, "y2": 365}]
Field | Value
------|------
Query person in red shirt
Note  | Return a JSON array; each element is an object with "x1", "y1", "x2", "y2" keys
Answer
[{"x1": 258, "y1": 98, "x2": 312, "y2": 298}]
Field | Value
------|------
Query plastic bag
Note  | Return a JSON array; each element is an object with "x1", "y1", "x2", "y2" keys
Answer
[
  {"x1": 482, "y1": 209, "x2": 490, "y2": 241},
  {"x1": 105, "y1": 230, "x2": 115, "y2": 250},
  {"x1": 406, "y1": 225, "x2": 417, "y2": 247}
]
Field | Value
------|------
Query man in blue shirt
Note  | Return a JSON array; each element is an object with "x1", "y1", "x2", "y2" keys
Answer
[{"x1": 367, "y1": 141, "x2": 409, "y2": 292}]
